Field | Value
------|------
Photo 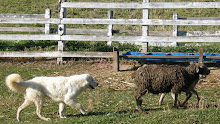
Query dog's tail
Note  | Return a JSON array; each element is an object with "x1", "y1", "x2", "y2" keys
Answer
[{"x1": 6, "y1": 74, "x2": 27, "y2": 92}]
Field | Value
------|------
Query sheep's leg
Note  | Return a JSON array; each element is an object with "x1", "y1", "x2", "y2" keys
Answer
[
  {"x1": 180, "y1": 91, "x2": 192, "y2": 107},
  {"x1": 135, "y1": 89, "x2": 147, "y2": 112},
  {"x1": 170, "y1": 92, "x2": 181, "y2": 106},
  {"x1": 191, "y1": 89, "x2": 200, "y2": 103},
  {"x1": 171, "y1": 92, "x2": 178, "y2": 108},
  {"x1": 159, "y1": 93, "x2": 166, "y2": 105},
  {"x1": 135, "y1": 98, "x2": 143, "y2": 112}
]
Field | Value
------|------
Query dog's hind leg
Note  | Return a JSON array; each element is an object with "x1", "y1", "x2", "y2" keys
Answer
[
  {"x1": 17, "y1": 95, "x2": 33, "y2": 121},
  {"x1": 59, "y1": 102, "x2": 66, "y2": 118},
  {"x1": 64, "y1": 99, "x2": 88, "y2": 115},
  {"x1": 34, "y1": 99, "x2": 50, "y2": 121}
]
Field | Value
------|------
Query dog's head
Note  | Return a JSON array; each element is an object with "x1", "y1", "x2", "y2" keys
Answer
[
  {"x1": 85, "y1": 74, "x2": 98, "y2": 89},
  {"x1": 195, "y1": 62, "x2": 210, "y2": 78}
]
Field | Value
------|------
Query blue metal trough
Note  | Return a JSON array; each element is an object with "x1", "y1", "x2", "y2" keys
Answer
[{"x1": 123, "y1": 52, "x2": 220, "y2": 61}]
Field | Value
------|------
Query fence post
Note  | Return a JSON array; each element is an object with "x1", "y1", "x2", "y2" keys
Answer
[
  {"x1": 141, "y1": 0, "x2": 150, "y2": 53},
  {"x1": 57, "y1": 0, "x2": 67, "y2": 64},
  {"x1": 113, "y1": 46, "x2": 119, "y2": 72},
  {"x1": 199, "y1": 48, "x2": 204, "y2": 63},
  {"x1": 45, "y1": 8, "x2": 51, "y2": 34},
  {"x1": 107, "y1": 10, "x2": 113, "y2": 46},
  {"x1": 173, "y1": 12, "x2": 178, "y2": 46}
]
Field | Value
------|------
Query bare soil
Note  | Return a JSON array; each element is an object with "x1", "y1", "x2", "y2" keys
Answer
[{"x1": 52, "y1": 59, "x2": 220, "y2": 91}]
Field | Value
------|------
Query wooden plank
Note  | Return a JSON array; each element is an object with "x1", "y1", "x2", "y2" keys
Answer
[
  {"x1": 0, "y1": 34, "x2": 219, "y2": 42},
  {"x1": 61, "y1": 35, "x2": 220, "y2": 42},
  {"x1": 113, "y1": 47, "x2": 119, "y2": 72},
  {"x1": 184, "y1": 31, "x2": 220, "y2": 36},
  {"x1": 0, "y1": 28, "x2": 219, "y2": 37},
  {"x1": 107, "y1": 10, "x2": 113, "y2": 45},
  {"x1": 141, "y1": 0, "x2": 150, "y2": 53},
  {"x1": 0, "y1": 18, "x2": 60, "y2": 24},
  {"x1": 59, "y1": 51, "x2": 112, "y2": 58},
  {"x1": 61, "y1": 18, "x2": 220, "y2": 25},
  {"x1": 1, "y1": 18, "x2": 219, "y2": 25},
  {"x1": 0, "y1": 34, "x2": 60, "y2": 40},
  {"x1": 0, "y1": 14, "x2": 44, "y2": 18},
  {"x1": 206, "y1": 56, "x2": 220, "y2": 59},
  {"x1": 66, "y1": 29, "x2": 107, "y2": 35},
  {"x1": 0, "y1": 51, "x2": 113, "y2": 58},
  {"x1": 61, "y1": 2, "x2": 220, "y2": 9},
  {"x1": 198, "y1": 48, "x2": 204, "y2": 63},
  {"x1": 0, "y1": 51, "x2": 59, "y2": 57},
  {"x1": 185, "y1": 17, "x2": 220, "y2": 20},
  {"x1": 0, "y1": 27, "x2": 45, "y2": 32}
]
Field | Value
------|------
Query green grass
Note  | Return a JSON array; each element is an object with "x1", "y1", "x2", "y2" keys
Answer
[{"x1": 0, "y1": 62, "x2": 219, "y2": 123}]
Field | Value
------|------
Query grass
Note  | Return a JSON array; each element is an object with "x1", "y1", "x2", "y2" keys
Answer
[{"x1": 0, "y1": 61, "x2": 219, "y2": 123}]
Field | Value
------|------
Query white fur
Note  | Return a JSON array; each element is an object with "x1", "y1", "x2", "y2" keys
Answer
[{"x1": 5, "y1": 73, "x2": 98, "y2": 121}]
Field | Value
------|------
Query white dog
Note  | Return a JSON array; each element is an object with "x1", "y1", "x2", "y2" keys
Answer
[{"x1": 6, "y1": 73, "x2": 98, "y2": 121}]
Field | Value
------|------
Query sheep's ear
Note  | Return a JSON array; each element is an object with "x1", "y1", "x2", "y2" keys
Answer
[
  {"x1": 196, "y1": 67, "x2": 200, "y2": 73},
  {"x1": 189, "y1": 61, "x2": 194, "y2": 65},
  {"x1": 199, "y1": 63, "x2": 204, "y2": 68}
]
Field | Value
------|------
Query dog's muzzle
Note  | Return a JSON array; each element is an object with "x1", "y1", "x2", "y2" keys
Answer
[
  {"x1": 89, "y1": 85, "x2": 95, "y2": 89},
  {"x1": 89, "y1": 83, "x2": 98, "y2": 89}
]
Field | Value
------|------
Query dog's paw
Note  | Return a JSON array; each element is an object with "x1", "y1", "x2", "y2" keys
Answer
[
  {"x1": 81, "y1": 111, "x2": 88, "y2": 115},
  {"x1": 44, "y1": 118, "x2": 51, "y2": 121},
  {"x1": 60, "y1": 115, "x2": 67, "y2": 118}
]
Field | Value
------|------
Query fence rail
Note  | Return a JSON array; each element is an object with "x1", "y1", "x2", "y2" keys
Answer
[
  {"x1": 61, "y1": 2, "x2": 220, "y2": 9},
  {"x1": 0, "y1": 34, "x2": 219, "y2": 42},
  {"x1": 1, "y1": 18, "x2": 220, "y2": 25},
  {"x1": 0, "y1": 51, "x2": 112, "y2": 58},
  {"x1": 0, "y1": 1, "x2": 220, "y2": 66}
]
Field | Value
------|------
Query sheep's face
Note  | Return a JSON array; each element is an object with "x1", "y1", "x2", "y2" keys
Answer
[{"x1": 197, "y1": 63, "x2": 210, "y2": 78}]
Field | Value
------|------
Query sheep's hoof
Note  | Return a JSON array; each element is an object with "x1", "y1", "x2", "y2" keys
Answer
[
  {"x1": 179, "y1": 103, "x2": 186, "y2": 107},
  {"x1": 172, "y1": 106, "x2": 179, "y2": 109},
  {"x1": 136, "y1": 107, "x2": 143, "y2": 112}
]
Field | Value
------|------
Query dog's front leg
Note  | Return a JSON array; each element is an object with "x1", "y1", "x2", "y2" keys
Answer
[
  {"x1": 59, "y1": 102, "x2": 66, "y2": 118},
  {"x1": 64, "y1": 99, "x2": 88, "y2": 115}
]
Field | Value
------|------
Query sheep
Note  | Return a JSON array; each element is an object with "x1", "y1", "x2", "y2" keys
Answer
[{"x1": 132, "y1": 63, "x2": 210, "y2": 111}]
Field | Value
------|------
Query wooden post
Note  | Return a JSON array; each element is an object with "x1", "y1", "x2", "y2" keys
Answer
[
  {"x1": 113, "y1": 46, "x2": 119, "y2": 72},
  {"x1": 173, "y1": 12, "x2": 178, "y2": 46},
  {"x1": 57, "y1": 0, "x2": 67, "y2": 64},
  {"x1": 45, "y1": 8, "x2": 51, "y2": 34},
  {"x1": 142, "y1": 0, "x2": 150, "y2": 53},
  {"x1": 198, "y1": 48, "x2": 204, "y2": 63},
  {"x1": 107, "y1": 10, "x2": 113, "y2": 46}
]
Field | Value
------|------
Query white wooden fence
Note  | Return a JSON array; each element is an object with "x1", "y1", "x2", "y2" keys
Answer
[{"x1": 0, "y1": 1, "x2": 220, "y2": 64}]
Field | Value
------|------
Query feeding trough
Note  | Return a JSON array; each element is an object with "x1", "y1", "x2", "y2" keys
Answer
[{"x1": 123, "y1": 52, "x2": 220, "y2": 62}]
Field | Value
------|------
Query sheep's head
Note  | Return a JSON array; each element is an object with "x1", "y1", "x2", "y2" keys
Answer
[{"x1": 196, "y1": 63, "x2": 210, "y2": 78}]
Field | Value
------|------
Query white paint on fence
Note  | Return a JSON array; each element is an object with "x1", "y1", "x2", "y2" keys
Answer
[{"x1": 0, "y1": 1, "x2": 220, "y2": 60}]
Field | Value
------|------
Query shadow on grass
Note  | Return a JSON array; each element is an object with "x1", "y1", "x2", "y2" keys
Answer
[{"x1": 66, "y1": 107, "x2": 163, "y2": 117}]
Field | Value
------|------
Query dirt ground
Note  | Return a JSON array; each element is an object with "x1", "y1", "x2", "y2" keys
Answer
[
  {"x1": 2, "y1": 58, "x2": 220, "y2": 91},
  {"x1": 54, "y1": 59, "x2": 220, "y2": 91}
]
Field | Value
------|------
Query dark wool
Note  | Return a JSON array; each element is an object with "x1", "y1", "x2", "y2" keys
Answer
[{"x1": 133, "y1": 64, "x2": 200, "y2": 97}]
